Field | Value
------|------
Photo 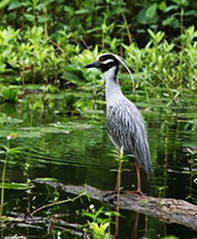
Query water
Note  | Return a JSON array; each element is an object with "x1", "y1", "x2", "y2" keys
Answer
[{"x1": 0, "y1": 93, "x2": 197, "y2": 238}]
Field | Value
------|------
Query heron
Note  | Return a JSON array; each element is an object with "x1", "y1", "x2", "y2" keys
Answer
[{"x1": 83, "y1": 53, "x2": 153, "y2": 194}]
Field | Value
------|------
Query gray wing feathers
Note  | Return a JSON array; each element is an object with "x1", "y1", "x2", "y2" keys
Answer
[{"x1": 107, "y1": 99, "x2": 153, "y2": 175}]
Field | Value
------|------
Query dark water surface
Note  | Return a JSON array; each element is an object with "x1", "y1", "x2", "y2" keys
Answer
[{"x1": 0, "y1": 93, "x2": 197, "y2": 238}]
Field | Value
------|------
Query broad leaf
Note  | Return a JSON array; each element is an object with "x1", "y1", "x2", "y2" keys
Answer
[
  {"x1": 146, "y1": 3, "x2": 157, "y2": 19},
  {"x1": 8, "y1": 1, "x2": 22, "y2": 10}
]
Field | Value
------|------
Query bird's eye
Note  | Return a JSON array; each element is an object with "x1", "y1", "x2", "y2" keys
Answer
[{"x1": 99, "y1": 56, "x2": 104, "y2": 62}]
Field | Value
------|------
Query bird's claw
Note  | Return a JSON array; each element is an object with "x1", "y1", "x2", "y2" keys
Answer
[{"x1": 124, "y1": 190, "x2": 145, "y2": 196}]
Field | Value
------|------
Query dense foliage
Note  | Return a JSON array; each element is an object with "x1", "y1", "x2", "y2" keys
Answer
[
  {"x1": 1, "y1": 0, "x2": 197, "y2": 45},
  {"x1": 0, "y1": 0, "x2": 196, "y2": 106}
]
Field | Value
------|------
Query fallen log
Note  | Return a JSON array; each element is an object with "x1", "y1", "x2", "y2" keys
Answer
[{"x1": 34, "y1": 180, "x2": 197, "y2": 230}]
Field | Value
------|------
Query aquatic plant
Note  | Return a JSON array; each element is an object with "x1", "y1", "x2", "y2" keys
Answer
[
  {"x1": 0, "y1": 133, "x2": 21, "y2": 222},
  {"x1": 82, "y1": 205, "x2": 116, "y2": 239}
]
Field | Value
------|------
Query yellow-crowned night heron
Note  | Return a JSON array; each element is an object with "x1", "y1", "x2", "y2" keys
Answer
[{"x1": 83, "y1": 53, "x2": 153, "y2": 194}]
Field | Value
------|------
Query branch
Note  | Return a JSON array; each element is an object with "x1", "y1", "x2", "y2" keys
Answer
[{"x1": 34, "y1": 180, "x2": 197, "y2": 230}]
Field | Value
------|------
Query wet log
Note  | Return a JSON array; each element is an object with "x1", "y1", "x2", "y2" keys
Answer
[{"x1": 34, "y1": 180, "x2": 197, "y2": 230}]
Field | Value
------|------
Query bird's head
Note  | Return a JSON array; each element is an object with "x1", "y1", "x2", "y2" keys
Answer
[
  {"x1": 83, "y1": 53, "x2": 134, "y2": 88},
  {"x1": 83, "y1": 53, "x2": 119, "y2": 72}
]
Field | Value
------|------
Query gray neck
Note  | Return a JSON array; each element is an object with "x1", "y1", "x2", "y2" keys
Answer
[{"x1": 105, "y1": 65, "x2": 124, "y2": 106}]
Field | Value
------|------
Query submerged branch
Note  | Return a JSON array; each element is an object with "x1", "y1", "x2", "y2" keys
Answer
[
  {"x1": 34, "y1": 180, "x2": 197, "y2": 230},
  {"x1": 31, "y1": 192, "x2": 87, "y2": 216}
]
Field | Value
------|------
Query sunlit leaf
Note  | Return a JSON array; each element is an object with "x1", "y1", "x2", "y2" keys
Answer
[
  {"x1": 171, "y1": 0, "x2": 189, "y2": 5},
  {"x1": 35, "y1": 177, "x2": 57, "y2": 182},
  {"x1": 159, "y1": 1, "x2": 167, "y2": 11},
  {"x1": 8, "y1": 1, "x2": 22, "y2": 10},
  {"x1": 24, "y1": 14, "x2": 34, "y2": 22},
  {"x1": 146, "y1": 3, "x2": 157, "y2": 18},
  {"x1": 0, "y1": 0, "x2": 9, "y2": 10},
  {"x1": 0, "y1": 182, "x2": 34, "y2": 190},
  {"x1": 1, "y1": 88, "x2": 18, "y2": 102},
  {"x1": 162, "y1": 16, "x2": 177, "y2": 26}
]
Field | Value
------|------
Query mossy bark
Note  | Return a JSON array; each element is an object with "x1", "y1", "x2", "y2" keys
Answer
[{"x1": 34, "y1": 180, "x2": 197, "y2": 230}]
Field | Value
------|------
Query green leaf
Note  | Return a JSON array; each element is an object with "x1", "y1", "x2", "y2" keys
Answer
[
  {"x1": 8, "y1": 1, "x2": 22, "y2": 10},
  {"x1": 159, "y1": 1, "x2": 167, "y2": 11},
  {"x1": 162, "y1": 16, "x2": 179, "y2": 28},
  {"x1": 162, "y1": 16, "x2": 176, "y2": 26},
  {"x1": 171, "y1": 0, "x2": 189, "y2": 5},
  {"x1": 35, "y1": 177, "x2": 58, "y2": 182},
  {"x1": 8, "y1": 147, "x2": 23, "y2": 154},
  {"x1": 75, "y1": 9, "x2": 90, "y2": 14},
  {"x1": 0, "y1": 0, "x2": 10, "y2": 10},
  {"x1": 164, "y1": 5, "x2": 179, "y2": 12},
  {"x1": 0, "y1": 182, "x2": 34, "y2": 190},
  {"x1": 1, "y1": 89, "x2": 18, "y2": 102},
  {"x1": 146, "y1": 3, "x2": 157, "y2": 18},
  {"x1": 171, "y1": 0, "x2": 181, "y2": 4},
  {"x1": 147, "y1": 29, "x2": 155, "y2": 39},
  {"x1": 24, "y1": 13, "x2": 35, "y2": 22}
]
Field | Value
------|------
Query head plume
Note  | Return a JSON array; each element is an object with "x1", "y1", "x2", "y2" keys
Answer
[{"x1": 97, "y1": 53, "x2": 135, "y2": 90}]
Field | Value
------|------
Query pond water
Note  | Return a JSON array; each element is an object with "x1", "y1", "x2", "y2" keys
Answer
[{"x1": 0, "y1": 92, "x2": 197, "y2": 238}]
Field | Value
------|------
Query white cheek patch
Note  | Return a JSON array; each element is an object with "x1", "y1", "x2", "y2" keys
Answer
[{"x1": 102, "y1": 59, "x2": 114, "y2": 64}]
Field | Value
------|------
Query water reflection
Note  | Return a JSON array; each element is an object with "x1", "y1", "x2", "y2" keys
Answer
[
  {"x1": 131, "y1": 212, "x2": 140, "y2": 239},
  {"x1": 115, "y1": 211, "x2": 140, "y2": 239},
  {"x1": 0, "y1": 96, "x2": 197, "y2": 238}
]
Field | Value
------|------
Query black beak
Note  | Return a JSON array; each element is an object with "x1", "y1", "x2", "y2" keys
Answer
[{"x1": 83, "y1": 60, "x2": 100, "y2": 69}]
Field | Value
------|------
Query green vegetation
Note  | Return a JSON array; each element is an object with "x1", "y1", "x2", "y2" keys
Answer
[
  {"x1": 0, "y1": 0, "x2": 196, "y2": 106},
  {"x1": 0, "y1": 0, "x2": 197, "y2": 238},
  {"x1": 0, "y1": 25, "x2": 196, "y2": 110}
]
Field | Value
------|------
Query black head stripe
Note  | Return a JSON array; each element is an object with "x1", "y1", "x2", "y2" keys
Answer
[{"x1": 99, "y1": 54, "x2": 117, "y2": 62}]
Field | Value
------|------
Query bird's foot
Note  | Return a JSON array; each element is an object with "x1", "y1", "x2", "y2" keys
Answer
[{"x1": 124, "y1": 189, "x2": 145, "y2": 196}]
